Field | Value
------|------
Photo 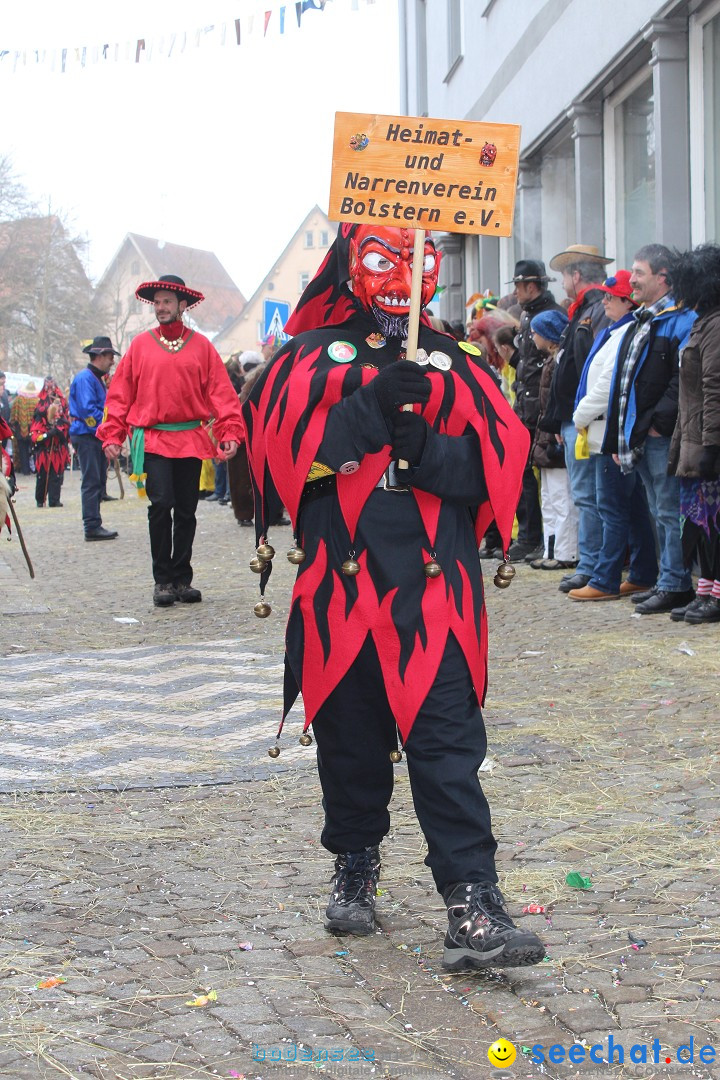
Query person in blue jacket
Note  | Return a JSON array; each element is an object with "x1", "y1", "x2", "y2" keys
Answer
[
  {"x1": 603, "y1": 244, "x2": 697, "y2": 614},
  {"x1": 69, "y1": 337, "x2": 120, "y2": 541}
]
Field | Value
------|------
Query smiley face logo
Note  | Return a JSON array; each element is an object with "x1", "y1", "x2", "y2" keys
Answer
[{"x1": 488, "y1": 1039, "x2": 517, "y2": 1068}]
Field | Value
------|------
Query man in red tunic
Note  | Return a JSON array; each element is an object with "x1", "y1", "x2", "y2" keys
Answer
[{"x1": 99, "y1": 274, "x2": 244, "y2": 607}]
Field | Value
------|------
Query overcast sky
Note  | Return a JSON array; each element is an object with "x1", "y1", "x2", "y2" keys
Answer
[{"x1": 0, "y1": 0, "x2": 400, "y2": 297}]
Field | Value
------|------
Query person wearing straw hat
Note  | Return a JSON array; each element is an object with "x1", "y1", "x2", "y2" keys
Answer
[
  {"x1": 98, "y1": 274, "x2": 244, "y2": 607},
  {"x1": 242, "y1": 224, "x2": 545, "y2": 970},
  {"x1": 542, "y1": 244, "x2": 611, "y2": 594},
  {"x1": 69, "y1": 336, "x2": 120, "y2": 542}
]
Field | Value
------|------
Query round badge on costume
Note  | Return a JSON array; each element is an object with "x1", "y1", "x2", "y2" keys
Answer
[
  {"x1": 328, "y1": 341, "x2": 357, "y2": 363},
  {"x1": 429, "y1": 351, "x2": 452, "y2": 371},
  {"x1": 459, "y1": 341, "x2": 482, "y2": 356},
  {"x1": 365, "y1": 332, "x2": 386, "y2": 349},
  {"x1": 339, "y1": 461, "x2": 360, "y2": 475},
  {"x1": 415, "y1": 348, "x2": 429, "y2": 365}
]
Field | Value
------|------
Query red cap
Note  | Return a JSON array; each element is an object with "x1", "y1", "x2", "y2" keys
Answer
[{"x1": 597, "y1": 269, "x2": 636, "y2": 303}]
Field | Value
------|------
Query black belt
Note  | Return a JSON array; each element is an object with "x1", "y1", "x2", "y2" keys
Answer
[{"x1": 299, "y1": 473, "x2": 337, "y2": 509}]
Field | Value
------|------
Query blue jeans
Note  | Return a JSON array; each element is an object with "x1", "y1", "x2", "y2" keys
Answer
[
  {"x1": 590, "y1": 456, "x2": 658, "y2": 593},
  {"x1": 561, "y1": 421, "x2": 603, "y2": 577},
  {"x1": 214, "y1": 459, "x2": 228, "y2": 499},
  {"x1": 72, "y1": 435, "x2": 104, "y2": 532},
  {"x1": 635, "y1": 435, "x2": 691, "y2": 592}
]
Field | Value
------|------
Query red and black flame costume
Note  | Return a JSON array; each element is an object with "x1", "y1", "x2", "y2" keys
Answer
[
  {"x1": 244, "y1": 224, "x2": 529, "y2": 890},
  {"x1": 31, "y1": 379, "x2": 70, "y2": 507}
]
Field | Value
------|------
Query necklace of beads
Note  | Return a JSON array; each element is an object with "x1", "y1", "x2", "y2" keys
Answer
[{"x1": 156, "y1": 329, "x2": 187, "y2": 353}]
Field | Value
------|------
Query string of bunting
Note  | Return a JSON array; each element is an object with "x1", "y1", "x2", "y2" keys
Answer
[{"x1": 0, "y1": 0, "x2": 376, "y2": 74}]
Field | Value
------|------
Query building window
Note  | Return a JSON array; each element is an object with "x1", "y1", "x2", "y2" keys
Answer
[
  {"x1": 539, "y1": 135, "x2": 576, "y2": 279},
  {"x1": 130, "y1": 260, "x2": 140, "y2": 275},
  {"x1": 299, "y1": 272, "x2": 310, "y2": 292},
  {"x1": 320, "y1": 230, "x2": 329, "y2": 247},
  {"x1": 446, "y1": 0, "x2": 463, "y2": 81},
  {"x1": 304, "y1": 231, "x2": 314, "y2": 248},
  {"x1": 610, "y1": 76, "x2": 655, "y2": 266}
]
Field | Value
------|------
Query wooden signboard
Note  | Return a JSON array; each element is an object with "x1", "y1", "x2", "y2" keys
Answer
[{"x1": 328, "y1": 110, "x2": 521, "y2": 237}]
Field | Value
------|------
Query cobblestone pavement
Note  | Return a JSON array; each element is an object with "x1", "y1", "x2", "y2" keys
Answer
[{"x1": 1, "y1": 472, "x2": 719, "y2": 1080}]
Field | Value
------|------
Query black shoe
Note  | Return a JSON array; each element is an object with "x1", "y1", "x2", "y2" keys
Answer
[
  {"x1": 49, "y1": 502, "x2": 63, "y2": 508},
  {"x1": 205, "y1": 493, "x2": 221, "y2": 502},
  {"x1": 270, "y1": 515, "x2": 291, "y2": 526},
  {"x1": 635, "y1": 588, "x2": 695, "y2": 615},
  {"x1": 238, "y1": 518, "x2": 254, "y2": 527},
  {"x1": 324, "y1": 847, "x2": 380, "y2": 936},
  {"x1": 153, "y1": 583, "x2": 176, "y2": 607},
  {"x1": 478, "y1": 545, "x2": 497, "y2": 560},
  {"x1": 219, "y1": 497, "x2": 230, "y2": 505},
  {"x1": 631, "y1": 586, "x2": 658, "y2": 604},
  {"x1": 442, "y1": 882, "x2": 546, "y2": 972},
  {"x1": 507, "y1": 541, "x2": 543, "y2": 563},
  {"x1": 670, "y1": 596, "x2": 706, "y2": 622},
  {"x1": 100, "y1": 494, "x2": 117, "y2": 502},
  {"x1": 684, "y1": 596, "x2": 720, "y2": 624},
  {"x1": 85, "y1": 526, "x2": 118, "y2": 541},
  {"x1": 174, "y1": 583, "x2": 202, "y2": 603},
  {"x1": 558, "y1": 573, "x2": 591, "y2": 593}
]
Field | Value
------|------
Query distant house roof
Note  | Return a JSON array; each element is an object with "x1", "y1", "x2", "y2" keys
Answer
[
  {"x1": 98, "y1": 233, "x2": 246, "y2": 337},
  {"x1": 213, "y1": 205, "x2": 334, "y2": 349}
]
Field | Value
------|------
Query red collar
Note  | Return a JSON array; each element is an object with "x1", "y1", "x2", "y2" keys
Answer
[
  {"x1": 567, "y1": 285, "x2": 593, "y2": 321},
  {"x1": 157, "y1": 319, "x2": 185, "y2": 341}
]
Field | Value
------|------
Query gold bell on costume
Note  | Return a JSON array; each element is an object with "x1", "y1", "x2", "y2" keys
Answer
[
  {"x1": 389, "y1": 750, "x2": 403, "y2": 763},
  {"x1": 256, "y1": 543, "x2": 275, "y2": 562},
  {"x1": 287, "y1": 546, "x2": 306, "y2": 564},
  {"x1": 249, "y1": 556, "x2": 264, "y2": 573},
  {"x1": 341, "y1": 558, "x2": 360, "y2": 576},
  {"x1": 424, "y1": 559, "x2": 442, "y2": 578},
  {"x1": 254, "y1": 600, "x2": 272, "y2": 618},
  {"x1": 493, "y1": 561, "x2": 516, "y2": 589},
  {"x1": 268, "y1": 744, "x2": 281, "y2": 758},
  {"x1": 299, "y1": 732, "x2": 313, "y2": 746}
]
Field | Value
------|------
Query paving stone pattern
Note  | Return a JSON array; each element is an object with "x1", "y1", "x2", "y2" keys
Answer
[{"x1": 0, "y1": 472, "x2": 718, "y2": 1079}]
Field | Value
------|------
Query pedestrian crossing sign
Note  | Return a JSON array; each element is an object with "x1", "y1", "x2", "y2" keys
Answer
[{"x1": 262, "y1": 299, "x2": 291, "y2": 344}]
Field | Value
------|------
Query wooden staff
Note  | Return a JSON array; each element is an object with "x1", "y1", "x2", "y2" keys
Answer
[
  {"x1": 7, "y1": 499, "x2": 35, "y2": 579},
  {"x1": 114, "y1": 459, "x2": 125, "y2": 499},
  {"x1": 398, "y1": 227, "x2": 427, "y2": 469}
]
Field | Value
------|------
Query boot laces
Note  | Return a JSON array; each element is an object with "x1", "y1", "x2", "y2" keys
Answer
[
  {"x1": 332, "y1": 850, "x2": 380, "y2": 908},
  {"x1": 453, "y1": 882, "x2": 515, "y2": 937}
]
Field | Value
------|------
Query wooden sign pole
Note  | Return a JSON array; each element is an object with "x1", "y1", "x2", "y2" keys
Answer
[{"x1": 398, "y1": 227, "x2": 427, "y2": 468}]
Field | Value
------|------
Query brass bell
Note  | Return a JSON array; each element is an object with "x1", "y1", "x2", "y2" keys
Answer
[
  {"x1": 494, "y1": 573, "x2": 513, "y2": 589},
  {"x1": 341, "y1": 559, "x2": 360, "y2": 576},
  {"x1": 424, "y1": 560, "x2": 442, "y2": 578},
  {"x1": 268, "y1": 745, "x2": 281, "y2": 758},
  {"x1": 389, "y1": 750, "x2": 403, "y2": 763},
  {"x1": 496, "y1": 562, "x2": 516, "y2": 581},
  {"x1": 256, "y1": 543, "x2": 275, "y2": 562},
  {"x1": 249, "y1": 556, "x2": 264, "y2": 574},
  {"x1": 299, "y1": 733, "x2": 313, "y2": 746},
  {"x1": 254, "y1": 600, "x2": 272, "y2": 618},
  {"x1": 287, "y1": 546, "x2": 306, "y2": 565}
]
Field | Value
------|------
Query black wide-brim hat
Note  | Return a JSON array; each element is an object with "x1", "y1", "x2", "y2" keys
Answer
[
  {"x1": 506, "y1": 259, "x2": 554, "y2": 284},
  {"x1": 135, "y1": 273, "x2": 205, "y2": 309},
  {"x1": 82, "y1": 335, "x2": 120, "y2": 356}
]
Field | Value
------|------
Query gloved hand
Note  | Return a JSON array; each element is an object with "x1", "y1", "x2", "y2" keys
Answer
[
  {"x1": 372, "y1": 361, "x2": 431, "y2": 417},
  {"x1": 698, "y1": 444, "x2": 720, "y2": 480},
  {"x1": 388, "y1": 410, "x2": 428, "y2": 466}
]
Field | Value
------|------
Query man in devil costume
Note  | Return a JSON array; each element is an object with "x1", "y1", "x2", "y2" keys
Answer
[{"x1": 243, "y1": 224, "x2": 545, "y2": 971}]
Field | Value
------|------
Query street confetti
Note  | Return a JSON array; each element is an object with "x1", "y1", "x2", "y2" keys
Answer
[
  {"x1": 36, "y1": 976, "x2": 67, "y2": 989},
  {"x1": 113, "y1": 617, "x2": 140, "y2": 624},
  {"x1": 566, "y1": 872, "x2": 593, "y2": 890},
  {"x1": 238, "y1": 942, "x2": 253, "y2": 951},
  {"x1": 185, "y1": 990, "x2": 217, "y2": 1007}
]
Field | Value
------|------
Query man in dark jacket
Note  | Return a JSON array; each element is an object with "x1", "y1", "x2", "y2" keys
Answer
[
  {"x1": 603, "y1": 244, "x2": 697, "y2": 614},
  {"x1": 543, "y1": 245, "x2": 611, "y2": 592},
  {"x1": 506, "y1": 260, "x2": 562, "y2": 562}
]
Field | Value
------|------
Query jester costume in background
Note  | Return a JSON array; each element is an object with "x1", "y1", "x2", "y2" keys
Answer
[
  {"x1": 0, "y1": 416, "x2": 16, "y2": 535},
  {"x1": 31, "y1": 378, "x2": 70, "y2": 508},
  {"x1": 244, "y1": 224, "x2": 545, "y2": 969}
]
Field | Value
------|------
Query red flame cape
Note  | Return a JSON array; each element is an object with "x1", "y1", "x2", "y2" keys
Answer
[{"x1": 243, "y1": 245, "x2": 529, "y2": 740}]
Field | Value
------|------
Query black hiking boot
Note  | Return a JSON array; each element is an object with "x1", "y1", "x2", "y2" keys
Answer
[
  {"x1": 324, "y1": 846, "x2": 381, "y2": 936},
  {"x1": 442, "y1": 881, "x2": 546, "y2": 971},
  {"x1": 153, "y1": 583, "x2": 176, "y2": 607},
  {"x1": 174, "y1": 583, "x2": 202, "y2": 603}
]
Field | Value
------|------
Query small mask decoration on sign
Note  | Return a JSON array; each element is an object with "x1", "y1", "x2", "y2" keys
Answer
[{"x1": 480, "y1": 142, "x2": 497, "y2": 167}]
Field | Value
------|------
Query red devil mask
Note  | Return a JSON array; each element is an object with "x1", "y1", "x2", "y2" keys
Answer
[{"x1": 348, "y1": 226, "x2": 441, "y2": 316}]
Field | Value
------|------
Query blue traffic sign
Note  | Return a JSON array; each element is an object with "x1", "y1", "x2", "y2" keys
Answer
[{"x1": 262, "y1": 298, "x2": 291, "y2": 343}]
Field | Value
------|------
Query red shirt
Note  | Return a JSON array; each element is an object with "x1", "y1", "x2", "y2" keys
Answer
[{"x1": 98, "y1": 329, "x2": 244, "y2": 458}]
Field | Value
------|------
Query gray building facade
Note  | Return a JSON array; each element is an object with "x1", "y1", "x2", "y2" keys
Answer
[{"x1": 398, "y1": 0, "x2": 720, "y2": 319}]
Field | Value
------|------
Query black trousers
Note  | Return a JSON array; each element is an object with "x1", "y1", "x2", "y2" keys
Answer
[
  {"x1": 35, "y1": 465, "x2": 63, "y2": 507},
  {"x1": 72, "y1": 436, "x2": 104, "y2": 532},
  {"x1": 311, "y1": 635, "x2": 498, "y2": 894},
  {"x1": 515, "y1": 442, "x2": 542, "y2": 546},
  {"x1": 144, "y1": 453, "x2": 202, "y2": 585}
]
